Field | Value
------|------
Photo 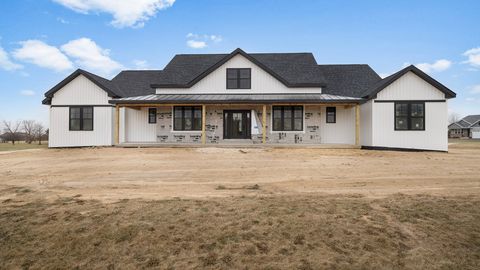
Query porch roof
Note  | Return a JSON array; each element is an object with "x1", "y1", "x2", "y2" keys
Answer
[{"x1": 109, "y1": 93, "x2": 363, "y2": 105}]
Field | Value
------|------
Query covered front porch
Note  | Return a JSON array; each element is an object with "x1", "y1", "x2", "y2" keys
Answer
[{"x1": 110, "y1": 94, "x2": 362, "y2": 147}]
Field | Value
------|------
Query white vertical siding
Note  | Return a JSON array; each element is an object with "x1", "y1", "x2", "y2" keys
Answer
[
  {"x1": 376, "y1": 72, "x2": 445, "y2": 100},
  {"x1": 49, "y1": 106, "x2": 113, "y2": 147},
  {"x1": 48, "y1": 74, "x2": 114, "y2": 147},
  {"x1": 371, "y1": 71, "x2": 448, "y2": 151},
  {"x1": 124, "y1": 108, "x2": 157, "y2": 142},
  {"x1": 319, "y1": 106, "x2": 355, "y2": 144},
  {"x1": 155, "y1": 54, "x2": 322, "y2": 94},
  {"x1": 51, "y1": 75, "x2": 111, "y2": 105},
  {"x1": 360, "y1": 101, "x2": 373, "y2": 146},
  {"x1": 372, "y1": 102, "x2": 447, "y2": 151}
]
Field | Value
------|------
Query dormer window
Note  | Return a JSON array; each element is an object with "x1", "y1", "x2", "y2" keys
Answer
[{"x1": 226, "y1": 68, "x2": 251, "y2": 89}]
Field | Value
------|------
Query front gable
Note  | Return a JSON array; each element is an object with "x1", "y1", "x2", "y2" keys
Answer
[
  {"x1": 51, "y1": 74, "x2": 111, "y2": 105},
  {"x1": 376, "y1": 71, "x2": 446, "y2": 100},
  {"x1": 155, "y1": 54, "x2": 323, "y2": 94},
  {"x1": 364, "y1": 65, "x2": 456, "y2": 100}
]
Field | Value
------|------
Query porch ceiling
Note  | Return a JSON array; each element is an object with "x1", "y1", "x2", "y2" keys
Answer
[{"x1": 109, "y1": 93, "x2": 364, "y2": 105}]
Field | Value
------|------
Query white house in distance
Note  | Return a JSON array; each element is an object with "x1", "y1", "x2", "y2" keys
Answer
[{"x1": 42, "y1": 48, "x2": 456, "y2": 151}]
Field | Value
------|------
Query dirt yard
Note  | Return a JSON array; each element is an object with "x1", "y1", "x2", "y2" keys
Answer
[
  {"x1": 0, "y1": 141, "x2": 479, "y2": 269},
  {"x1": 1, "y1": 141, "x2": 480, "y2": 201}
]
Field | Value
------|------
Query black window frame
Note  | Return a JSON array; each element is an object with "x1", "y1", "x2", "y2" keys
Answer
[
  {"x1": 148, "y1": 108, "x2": 157, "y2": 124},
  {"x1": 272, "y1": 106, "x2": 303, "y2": 132},
  {"x1": 69, "y1": 106, "x2": 94, "y2": 131},
  {"x1": 226, "y1": 68, "x2": 251, "y2": 89},
  {"x1": 173, "y1": 106, "x2": 202, "y2": 131},
  {"x1": 394, "y1": 102, "x2": 425, "y2": 131},
  {"x1": 326, "y1": 107, "x2": 336, "y2": 123}
]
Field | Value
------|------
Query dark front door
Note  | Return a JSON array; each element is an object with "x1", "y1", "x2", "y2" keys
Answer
[{"x1": 224, "y1": 110, "x2": 251, "y2": 139}]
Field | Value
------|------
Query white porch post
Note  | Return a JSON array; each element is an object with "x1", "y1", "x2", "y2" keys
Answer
[
  {"x1": 355, "y1": 104, "x2": 360, "y2": 146},
  {"x1": 262, "y1": 105, "x2": 267, "y2": 144},
  {"x1": 114, "y1": 104, "x2": 120, "y2": 145},
  {"x1": 201, "y1": 104, "x2": 206, "y2": 144}
]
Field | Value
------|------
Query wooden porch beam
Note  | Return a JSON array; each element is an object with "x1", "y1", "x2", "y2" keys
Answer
[
  {"x1": 262, "y1": 105, "x2": 267, "y2": 144},
  {"x1": 201, "y1": 104, "x2": 206, "y2": 144}
]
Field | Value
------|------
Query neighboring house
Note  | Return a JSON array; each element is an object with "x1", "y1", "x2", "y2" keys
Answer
[
  {"x1": 448, "y1": 115, "x2": 480, "y2": 139},
  {"x1": 42, "y1": 48, "x2": 456, "y2": 151}
]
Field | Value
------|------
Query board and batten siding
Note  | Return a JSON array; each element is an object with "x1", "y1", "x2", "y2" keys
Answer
[
  {"x1": 48, "y1": 74, "x2": 114, "y2": 147},
  {"x1": 319, "y1": 106, "x2": 355, "y2": 144},
  {"x1": 155, "y1": 54, "x2": 323, "y2": 94},
  {"x1": 122, "y1": 107, "x2": 157, "y2": 142},
  {"x1": 360, "y1": 100, "x2": 373, "y2": 146},
  {"x1": 51, "y1": 75, "x2": 111, "y2": 105},
  {"x1": 371, "y1": 71, "x2": 448, "y2": 151}
]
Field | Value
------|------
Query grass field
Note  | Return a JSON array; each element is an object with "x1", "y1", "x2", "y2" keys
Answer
[
  {"x1": 0, "y1": 140, "x2": 479, "y2": 269},
  {"x1": 1, "y1": 193, "x2": 478, "y2": 269},
  {"x1": 0, "y1": 141, "x2": 47, "y2": 152}
]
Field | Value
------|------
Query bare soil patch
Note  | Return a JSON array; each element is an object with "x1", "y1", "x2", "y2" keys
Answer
[
  {"x1": 0, "y1": 141, "x2": 479, "y2": 268},
  {"x1": 0, "y1": 141, "x2": 479, "y2": 202}
]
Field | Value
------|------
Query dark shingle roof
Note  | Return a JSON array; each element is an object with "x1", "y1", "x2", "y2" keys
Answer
[
  {"x1": 111, "y1": 70, "x2": 163, "y2": 97},
  {"x1": 43, "y1": 49, "x2": 456, "y2": 105},
  {"x1": 449, "y1": 115, "x2": 480, "y2": 129},
  {"x1": 151, "y1": 48, "x2": 326, "y2": 88},
  {"x1": 318, "y1": 65, "x2": 381, "y2": 98},
  {"x1": 153, "y1": 54, "x2": 226, "y2": 86}
]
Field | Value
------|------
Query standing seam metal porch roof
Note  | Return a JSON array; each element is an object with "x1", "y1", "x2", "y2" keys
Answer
[{"x1": 109, "y1": 94, "x2": 363, "y2": 104}]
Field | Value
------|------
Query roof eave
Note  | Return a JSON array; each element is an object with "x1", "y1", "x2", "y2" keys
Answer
[
  {"x1": 362, "y1": 65, "x2": 456, "y2": 100},
  {"x1": 43, "y1": 69, "x2": 120, "y2": 104},
  {"x1": 109, "y1": 99, "x2": 363, "y2": 105},
  {"x1": 150, "y1": 83, "x2": 326, "y2": 89}
]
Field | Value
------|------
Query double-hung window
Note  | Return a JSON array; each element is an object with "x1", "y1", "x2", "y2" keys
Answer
[
  {"x1": 272, "y1": 106, "x2": 303, "y2": 131},
  {"x1": 148, "y1": 108, "x2": 157, "y2": 124},
  {"x1": 173, "y1": 106, "x2": 202, "y2": 131},
  {"x1": 226, "y1": 68, "x2": 251, "y2": 89},
  {"x1": 326, "y1": 107, "x2": 336, "y2": 123},
  {"x1": 395, "y1": 102, "x2": 425, "y2": 130},
  {"x1": 69, "y1": 106, "x2": 93, "y2": 131}
]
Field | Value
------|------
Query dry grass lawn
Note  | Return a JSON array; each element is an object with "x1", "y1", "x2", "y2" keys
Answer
[
  {"x1": 0, "y1": 142, "x2": 47, "y2": 152},
  {"x1": 0, "y1": 140, "x2": 479, "y2": 269}
]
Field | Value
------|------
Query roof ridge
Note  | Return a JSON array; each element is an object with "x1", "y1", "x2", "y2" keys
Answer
[
  {"x1": 117, "y1": 70, "x2": 162, "y2": 72},
  {"x1": 175, "y1": 53, "x2": 228, "y2": 56},
  {"x1": 362, "y1": 65, "x2": 456, "y2": 99},
  {"x1": 318, "y1": 64, "x2": 370, "y2": 66},
  {"x1": 250, "y1": 52, "x2": 313, "y2": 55}
]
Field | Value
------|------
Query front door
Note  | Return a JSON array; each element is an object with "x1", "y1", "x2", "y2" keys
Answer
[{"x1": 224, "y1": 110, "x2": 251, "y2": 139}]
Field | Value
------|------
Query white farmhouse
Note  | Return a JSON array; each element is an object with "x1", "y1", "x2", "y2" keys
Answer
[{"x1": 43, "y1": 48, "x2": 456, "y2": 151}]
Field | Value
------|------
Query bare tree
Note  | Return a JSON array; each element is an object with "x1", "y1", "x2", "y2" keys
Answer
[
  {"x1": 33, "y1": 123, "x2": 45, "y2": 145},
  {"x1": 448, "y1": 112, "x2": 461, "y2": 124},
  {"x1": 22, "y1": 120, "x2": 36, "y2": 144},
  {"x1": 2, "y1": 120, "x2": 22, "y2": 145}
]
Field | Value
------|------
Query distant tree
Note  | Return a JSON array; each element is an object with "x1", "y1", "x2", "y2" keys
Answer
[
  {"x1": 33, "y1": 123, "x2": 45, "y2": 145},
  {"x1": 2, "y1": 120, "x2": 22, "y2": 145},
  {"x1": 22, "y1": 120, "x2": 36, "y2": 144},
  {"x1": 448, "y1": 113, "x2": 461, "y2": 124}
]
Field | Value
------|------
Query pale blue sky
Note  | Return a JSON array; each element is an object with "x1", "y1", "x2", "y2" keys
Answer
[{"x1": 0, "y1": 0, "x2": 479, "y2": 126}]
